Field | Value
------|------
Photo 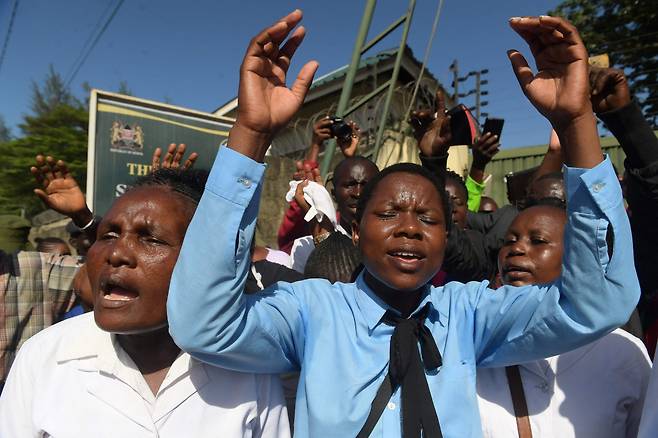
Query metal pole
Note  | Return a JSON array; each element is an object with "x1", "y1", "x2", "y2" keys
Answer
[
  {"x1": 372, "y1": 0, "x2": 417, "y2": 163},
  {"x1": 475, "y1": 71, "x2": 481, "y2": 121},
  {"x1": 320, "y1": 0, "x2": 377, "y2": 176},
  {"x1": 450, "y1": 59, "x2": 459, "y2": 103}
]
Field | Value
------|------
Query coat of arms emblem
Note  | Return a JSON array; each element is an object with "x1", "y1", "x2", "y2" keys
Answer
[{"x1": 110, "y1": 121, "x2": 144, "y2": 154}]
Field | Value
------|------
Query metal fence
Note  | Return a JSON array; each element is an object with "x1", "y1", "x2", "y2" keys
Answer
[{"x1": 485, "y1": 134, "x2": 634, "y2": 207}]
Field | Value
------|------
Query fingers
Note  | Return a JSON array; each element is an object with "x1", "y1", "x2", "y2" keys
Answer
[
  {"x1": 314, "y1": 117, "x2": 332, "y2": 130},
  {"x1": 537, "y1": 15, "x2": 581, "y2": 45},
  {"x1": 277, "y1": 25, "x2": 306, "y2": 73},
  {"x1": 311, "y1": 167, "x2": 322, "y2": 185},
  {"x1": 439, "y1": 115, "x2": 452, "y2": 142},
  {"x1": 290, "y1": 60, "x2": 319, "y2": 103},
  {"x1": 434, "y1": 89, "x2": 446, "y2": 114},
  {"x1": 509, "y1": 16, "x2": 585, "y2": 62},
  {"x1": 55, "y1": 160, "x2": 70, "y2": 179},
  {"x1": 507, "y1": 50, "x2": 535, "y2": 94},
  {"x1": 31, "y1": 155, "x2": 71, "y2": 189},
  {"x1": 160, "y1": 143, "x2": 177, "y2": 169},
  {"x1": 33, "y1": 188, "x2": 49, "y2": 203},
  {"x1": 294, "y1": 179, "x2": 311, "y2": 212},
  {"x1": 182, "y1": 152, "x2": 199, "y2": 170},
  {"x1": 152, "y1": 147, "x2": 162, "y2": 170},
  {"x1": 172, "y1": 143, "x2": 187, "y2": 168},
  {"x1": 249, "y1": 10, "x2": 303, "y2": 59},
  {"x1": 477, "y1": 132, "x2": 499, "y2": 149}
]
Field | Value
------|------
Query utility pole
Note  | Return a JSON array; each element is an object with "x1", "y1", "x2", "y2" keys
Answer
[
  {"x1": 449, "y1": 59, "x2": 459, "y2": 102},
  {"x1": 474, "y1": 69, "x2": 488, "y2": 121},
  {"x1": 455, "y1": 67, "x2": 489, "y2": 123}
]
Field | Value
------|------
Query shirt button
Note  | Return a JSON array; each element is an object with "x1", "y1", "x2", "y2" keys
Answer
[
  {"x1": 387, "y1": 402, "x2": 396, "y2": 410},
  {"x1": 592, "y1": 182, "x2": 605, "y2": 192},
  {"x1": 237, "y1": 177, "x2": 252, "y2": 188}
]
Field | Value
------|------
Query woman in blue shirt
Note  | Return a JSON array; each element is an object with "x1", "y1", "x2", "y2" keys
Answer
[{"x1": 168, "y1": 10, "x2": 640, "y2": 438}]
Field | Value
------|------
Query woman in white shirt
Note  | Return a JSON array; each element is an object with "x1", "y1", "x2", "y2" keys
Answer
[
  {"x1": 477, "y1": 201, "x2": 651, "y2": 438},
  {"x1": 0, "y1": 166, "x2": 289, "y2": 438}
]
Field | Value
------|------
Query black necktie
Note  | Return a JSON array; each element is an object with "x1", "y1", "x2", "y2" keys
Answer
[{"x1": 357, "y1": 303, "x2": 443, "y2": 438}]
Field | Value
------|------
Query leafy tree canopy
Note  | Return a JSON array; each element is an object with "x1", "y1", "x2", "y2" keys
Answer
[{"x1": 550, "y1": 0, "x2": 658, "y2": 126}]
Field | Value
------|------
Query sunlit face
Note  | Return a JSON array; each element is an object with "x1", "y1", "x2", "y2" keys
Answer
[
  {"x1": 333, "y1": 159, "x2": 378, "y2": 228},
  {"x1": 353, "y1": 172, "x2": 447, "y2": 292},
  {"x1": 498, "y1": 205, "x2": 566, "y2": 287},
  {"x1": 87, "y1": 186, "x2": 195, "y2": 334}
]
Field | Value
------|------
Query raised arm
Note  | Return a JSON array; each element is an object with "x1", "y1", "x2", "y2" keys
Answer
[
  {"x1": 470, "y1": 16, "x2": 639, "y2": 366},
  {"x1": 168, "y1": 10, "x2": 318, "y2": 373},
  {"x1": 31, "y1": 155, "x2": 96, "y2": 239}
]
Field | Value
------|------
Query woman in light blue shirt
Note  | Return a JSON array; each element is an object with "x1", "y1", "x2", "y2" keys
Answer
[{"x1": 168, "y1": 10, "x2": 640, "y2": 438}]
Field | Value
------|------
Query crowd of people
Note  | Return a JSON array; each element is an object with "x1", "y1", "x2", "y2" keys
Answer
[{"x1": 0, "y1": 9, "x2": 657, "y2": 438}]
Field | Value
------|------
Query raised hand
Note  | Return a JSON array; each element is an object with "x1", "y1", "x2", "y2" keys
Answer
[
  {"x1": 508, "y1": 15, "x2": 601, "y2": 168},
  {"x1": 292, "y1": 160, "x2": 322, "y2": 184},
  {"x1": 337, "y1": 121, "x2": 361, "y2": 158},
  {"x1": 31, "y1": 155, "x2": 93, "y2": 227},
  {"x1": 589, "y1": 67, "x2": 631, "y2": 114},
  {"x1": 409, "y1": 89, "x2": 452, "y2": 157},
  {"x1": 151, "y1": 143, "x2": 199, "y2": 171},
  {"x1": 508, "y1": 16, "x2": 591, "y2": 127},
  {"x1": 228, "y1": 9, "x2": 319, "y2": 162},
  {"x1": 472, "y1": 132, "x2": 500, "y2": 169},
  {"x1": 311, "y1": 117, "x2": 333, "y2": 148}
]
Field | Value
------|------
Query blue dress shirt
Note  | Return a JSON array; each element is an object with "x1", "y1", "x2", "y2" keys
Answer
[{"x1": 168, "y1": 146, "x2": 640, "y2": 438}]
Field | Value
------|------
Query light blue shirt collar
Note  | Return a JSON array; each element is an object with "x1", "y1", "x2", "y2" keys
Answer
[{"x1": 354, "y1": 271, "x2": 439, "y2": 332}]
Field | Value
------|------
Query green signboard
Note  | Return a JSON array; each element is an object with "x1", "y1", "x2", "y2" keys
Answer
[{"x1": 87, "y1": 90, "x2": 234, "y2": 215}]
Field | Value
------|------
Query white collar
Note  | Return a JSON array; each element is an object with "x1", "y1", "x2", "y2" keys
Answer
[{"x1": 55, "y1": 313, "x2": 205, "y2": 396}]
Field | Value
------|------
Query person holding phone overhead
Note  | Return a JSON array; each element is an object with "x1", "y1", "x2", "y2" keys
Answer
[{"x1": 168, "y1": 11, "x2": 640, "y2": 437}]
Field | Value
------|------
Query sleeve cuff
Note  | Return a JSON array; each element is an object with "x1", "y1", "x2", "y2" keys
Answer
[
  {"x1": 206, "y1": 146, "x2": 267, "y2": 207},
  {"x1": 564, "y1": 155, "x2": 623, "y2": 215},
  {"x1": 466, "y1": 175, "x2": 486, "y2": 191}
]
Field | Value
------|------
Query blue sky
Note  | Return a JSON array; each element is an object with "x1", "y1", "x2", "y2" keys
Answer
[{"x1": 0, "y1": 0, "x2": 564, "y2": 148}]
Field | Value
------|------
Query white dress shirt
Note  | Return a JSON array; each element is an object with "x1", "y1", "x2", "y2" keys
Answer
[
  {"x1": 638, "y1": 341, "x2": 658, "y2": 438},
  {"x1": 0, "y1": 313, "x2": 290, "y2": 438},
  {"x1": 477, "y1": 329, "x2": 651, "y2": 438}
]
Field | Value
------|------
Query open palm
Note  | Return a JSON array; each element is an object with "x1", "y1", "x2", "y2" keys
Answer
[
  {"x1": 235, "y1": 10, "x2": 318, "y2": 144},
  {"x1": 31, "y1": 156, "x2": 87, "y2": 216}
]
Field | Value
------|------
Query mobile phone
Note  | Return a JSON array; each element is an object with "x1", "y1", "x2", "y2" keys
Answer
[
  {"x1": 482, "y1": 118, "x2": 505, "y2": 141},
  {"x1": 447, "y1": 104, "x2": 478, "y2": 146}
]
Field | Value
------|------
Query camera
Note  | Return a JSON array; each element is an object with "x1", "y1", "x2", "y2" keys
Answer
[{"x1": 328, "y1": 117, "x2": 353, "y2": 143}]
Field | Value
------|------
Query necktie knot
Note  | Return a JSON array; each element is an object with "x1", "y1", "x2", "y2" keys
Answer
[{"x1": 358, "y1": 303, "x2": 443, "y2": 438}]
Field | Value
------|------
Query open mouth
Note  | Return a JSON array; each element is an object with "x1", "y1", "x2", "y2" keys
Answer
[
  {"x1": 387, "y1": 248, "x2": 426, "y2": 271},
  {"x1": 389, "y1": 250, "x2": 424, "y2": 260},
  {"x1": 100, "y1": 277, "x2": 139, "y2": 306}
]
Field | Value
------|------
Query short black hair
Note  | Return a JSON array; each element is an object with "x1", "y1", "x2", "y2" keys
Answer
[
  {"x1": 131, "y1": 168, "x2": 209, "y2": 205},
  {"x1": 355, "y1": 162, "x2": 450, "y2": 228},
  {"x1": 444, "y1": 170, "x2": 467, "y2": 200},
  {"x1": 332, "y1": 156, "x2": 379, "y2": 184},
  {"x1": 304, "y1": 232, "x2": 362, "y2": 283},
  {"x1": 523, "y1": 196, "x2": 566, "y2": 210},
  {"x1": 535, "y1": 171, "x2": 563, "y2": 183}
]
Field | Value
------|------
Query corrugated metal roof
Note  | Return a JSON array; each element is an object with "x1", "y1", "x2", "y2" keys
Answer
[{"x1": 485, "y1": 131, "x2": 658, "y2": 206}]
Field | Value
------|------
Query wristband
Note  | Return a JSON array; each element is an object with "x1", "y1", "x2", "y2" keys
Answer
[
  {"x1": 313, "y1": 231, "x2": 331, "y2": 246},
  {"x1": 79, "y1": 215, "x2": 97, "y2": 231}
]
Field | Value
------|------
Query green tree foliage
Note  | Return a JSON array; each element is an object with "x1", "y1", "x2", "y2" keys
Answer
[
  {"x1": 0, "y1": 68, "x2": 88, "y2": 216},
  {"x1": 550, "y1": 0, "x2": 658, "y2": 126},
  {"x1": 0, "y1": 116, "x2": 11, "y2": 142}
]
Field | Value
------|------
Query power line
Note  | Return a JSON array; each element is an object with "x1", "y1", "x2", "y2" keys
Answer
[
  {"x1": 65, "y1": 0, "x2": 125, "y2": 87},
  {"x1": 0, "y1": 0, "x2": 20, "y2": 75},
  {"x1": 64, "y1": 0, "x2": 117, "y2": 85}
]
